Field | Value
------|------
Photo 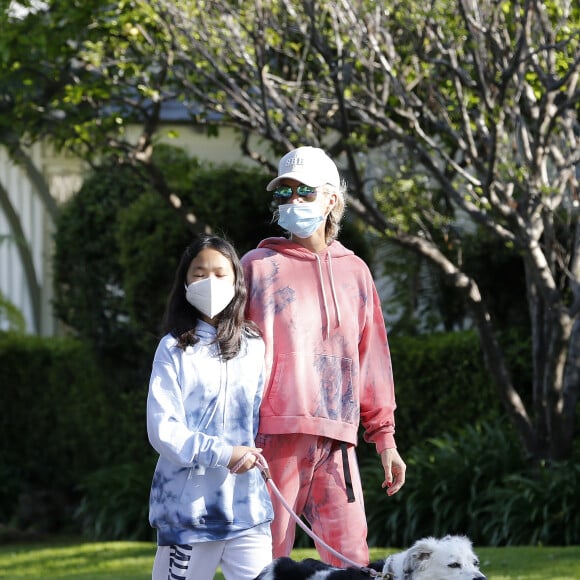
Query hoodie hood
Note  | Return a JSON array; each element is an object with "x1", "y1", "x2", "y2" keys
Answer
[
  {"x1": 256, "y1": 237, "x2": 353, "y2": 338},
  {"x1": 257, "y1": 236, "x2": 354, "y2": 260}
]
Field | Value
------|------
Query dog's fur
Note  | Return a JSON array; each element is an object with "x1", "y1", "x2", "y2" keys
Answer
[{"x1": 254, "y1": 535, "x2": 486, "y2": 579}]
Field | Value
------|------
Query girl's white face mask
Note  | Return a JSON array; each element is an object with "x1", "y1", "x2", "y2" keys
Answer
[
  {"x1": 277, "y1": 202, "x2": 325, "y2": 238},
  {"x1": 185, "y1": 277, "x2": 235, "y2": 318}
]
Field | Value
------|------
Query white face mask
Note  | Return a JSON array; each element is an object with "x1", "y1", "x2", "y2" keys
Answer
[
  {"x1": 185, "y1": 277, "x2": 235, "y2": 318},
  {"x1": 277, "y1": 202, "x2": 325, "y2": 238}
]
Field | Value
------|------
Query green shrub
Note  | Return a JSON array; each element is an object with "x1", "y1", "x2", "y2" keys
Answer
[
  {"x1": 53, "y1": 165, "x2": 145, "y2": 349},
  {"x1": 0, "y1": 332, "x2": 112, "y2": 531},
  {"x1": 0, "y1": 450, "x2": 21, "y2": 523},
  {"x1": 476, "y1": 453, "x2": 580, "y2": 546},
  {"x1": 361, "y1": 418, "x2": 580, "y2": 547},
  {"x1": 357, "y1": 330, "x2": 502, "y2": 463},
  {"x1": 116, "y1": 191, "x2": 189, "y2": 342},
  {"x1": 361, "y1": 419, "x2": 524, "y2": 547},
  {"x1": 0, "y1": 331, "x2": 153, "y2": 533},
  {"x1": 74, "y1": 458, "x2": 157, "y2": 541},
  {"x1": 0, "y1": 333, "x2": 108, "y2": 490}
]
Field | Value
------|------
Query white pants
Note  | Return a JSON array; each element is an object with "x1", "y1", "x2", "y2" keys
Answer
[{"x1": 152, "y1": 530, "x2": 272, "y2": 580}]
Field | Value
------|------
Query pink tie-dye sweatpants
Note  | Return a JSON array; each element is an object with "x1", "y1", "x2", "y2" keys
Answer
[{"x1": 256, "y1": 432, "x2": 370, "y2": 568}]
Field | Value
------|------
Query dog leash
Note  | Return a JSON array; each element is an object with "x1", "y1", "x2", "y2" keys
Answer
[{"x1": 230, "y1": 451, "x2": 391, "y2": 579}]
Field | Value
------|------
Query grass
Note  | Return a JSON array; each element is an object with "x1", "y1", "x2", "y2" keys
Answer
[{"x1": 0, "y1": 539, "x2": 579, "y2": 579}]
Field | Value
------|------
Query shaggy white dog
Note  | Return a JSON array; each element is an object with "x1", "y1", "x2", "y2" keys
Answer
[
  {"x1": 254, "y1": 535, "x2": 486, "y2": 579},
  {"x1": 382, "y1": 535, "x2": 486, "y2": 579}
]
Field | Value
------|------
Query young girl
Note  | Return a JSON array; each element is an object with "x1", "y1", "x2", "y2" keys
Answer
[{"x1": 147, "y1": 234, "x2": 273, "y2": 580}]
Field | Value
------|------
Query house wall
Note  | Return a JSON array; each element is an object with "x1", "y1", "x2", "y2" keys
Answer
[{"x1": 1, "y1": 142, "x2": 55, "y2": 335}]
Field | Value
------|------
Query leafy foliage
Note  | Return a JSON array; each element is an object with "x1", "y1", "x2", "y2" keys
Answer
[
  {"x1": 476, "y1": 456, "x2": 580, "y2": 546},
  {"x1": 361, "y1": 418, "x2": 580, "y2": 548},
  {"x1": 0, "y1": 332, "x2": 110, "y2": 531},
  {"x1": 0, "y1": 291, "x2": 26, "y2": 333},
  {"x1": 0, "y1": 332, "x2": 108, "y2": 490},
  {"x1": 4, "y1": 0, "x2": 578, "y2": 463},
  {"x1": 53, "y1": 165, "x2": 144, "y2": 342},
  {"x1": 387, "y1": 331, "x2": 503, "y2": 453},
  {"x1": 75, "y1": 460, "x2": 157, "y2": 541},
  {"x1": 0, "y1": 0, "x2": 176, "y2": 155},
  {"x1": 0, "y1": 328, "x2": 155, "y2": 534},
  {"x1": 52, "y1": 162, "x2": 152, "y2": 395}
]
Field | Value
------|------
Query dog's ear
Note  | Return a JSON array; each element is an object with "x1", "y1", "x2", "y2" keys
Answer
[{"x1": 402, "y1": 541, "x2": 434, "y2": 575}]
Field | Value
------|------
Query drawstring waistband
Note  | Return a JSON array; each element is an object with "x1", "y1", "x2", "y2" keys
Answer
[{"x1": 339, "y1": 442, "x2": 356, "y2": 503}]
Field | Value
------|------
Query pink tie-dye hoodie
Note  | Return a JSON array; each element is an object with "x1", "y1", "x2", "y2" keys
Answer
[{"x1": 241, "y1": 237, "x2": 398, "y2": 453}]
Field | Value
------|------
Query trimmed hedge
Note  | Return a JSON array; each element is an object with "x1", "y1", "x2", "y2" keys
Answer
[
  {"x1": 388, "y1": 330, "x2": 501, "y2": 453},
  {"x1": 0, "y1": 333, "x2": 107, "y2": 490},
  {"x1": 4, "y1": 326, "x2": 558, "y2": 544},
  {"x1": 0, "y1": 332, "x2": 152, "y2": 533}
]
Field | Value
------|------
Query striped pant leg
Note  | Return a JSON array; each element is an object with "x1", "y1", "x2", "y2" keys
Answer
[{"x1": 152, "y1": 542, "x2": 221, "y2": 580}]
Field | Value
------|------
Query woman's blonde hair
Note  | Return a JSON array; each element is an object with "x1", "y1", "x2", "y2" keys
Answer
[{"x1": 323, "y1": 180, "x2": 347, "y2": 244}]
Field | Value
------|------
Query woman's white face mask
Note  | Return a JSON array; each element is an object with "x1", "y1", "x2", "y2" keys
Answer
[
  {"x1": 185, "y1": 277, "x2": 235, "y2": 318},
  {"x1": 277, "y1": 201, "x2": 325, "y2": 238}
]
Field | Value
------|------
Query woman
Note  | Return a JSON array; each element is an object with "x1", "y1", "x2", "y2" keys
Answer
[{"x1": 241, "y1": 146, "x2": 406, "y2": 567}]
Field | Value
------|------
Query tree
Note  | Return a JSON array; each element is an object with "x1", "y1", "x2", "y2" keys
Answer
[
  {"x1": 0, "y1": 0, "x2": 211, "y2": 231},
  {"x1": 1, "y1": 0, "x2": 578, "y2": 462},
  {"x1": 150, "y1": 0, "x2": 579, "y2": 463}
]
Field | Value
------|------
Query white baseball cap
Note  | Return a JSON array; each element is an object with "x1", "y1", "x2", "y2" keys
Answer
[{"x1": 266, "y1": 146, "x2": 341, "y2": 191}]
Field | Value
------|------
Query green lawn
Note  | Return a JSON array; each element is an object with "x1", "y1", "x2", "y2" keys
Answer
[{"x1": 0, "y1": 539, "x2": 579, "y2": 579}]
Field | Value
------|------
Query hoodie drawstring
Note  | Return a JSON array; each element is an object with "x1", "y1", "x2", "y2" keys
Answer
[
  {"x1": 327, "y1": 252, "x2": 342, "y2": 328},
  {"x1": 314, "y1": 253, "x2": 342, "y2": 339}
]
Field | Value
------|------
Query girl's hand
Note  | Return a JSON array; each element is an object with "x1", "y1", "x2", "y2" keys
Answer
[{"x1": 228, "y1": 446, "x2": 263, "y2": 473}]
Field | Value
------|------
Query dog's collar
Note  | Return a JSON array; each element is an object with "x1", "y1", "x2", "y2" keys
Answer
[{"x1": 360, "y1": 568, "x2": 394, "y2": 580}]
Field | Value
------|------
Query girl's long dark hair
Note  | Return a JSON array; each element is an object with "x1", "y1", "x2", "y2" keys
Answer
[{"x1": 162, "y1": 235, "x2": 260, "y2": 360}]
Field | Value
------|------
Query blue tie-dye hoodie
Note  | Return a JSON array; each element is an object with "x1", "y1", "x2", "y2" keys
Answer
[{"x1": 147, "y1": 320, "x2": 273, "y2": 546}]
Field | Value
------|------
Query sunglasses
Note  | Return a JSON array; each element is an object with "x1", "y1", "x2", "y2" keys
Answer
[{"x1": 272, "y1": 184, "x2": 318, "y2": 201}]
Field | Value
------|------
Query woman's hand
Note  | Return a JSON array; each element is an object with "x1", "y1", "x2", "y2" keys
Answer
[{"x1": 380, "y1": 447, "x2": 407, "y2": 496}]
